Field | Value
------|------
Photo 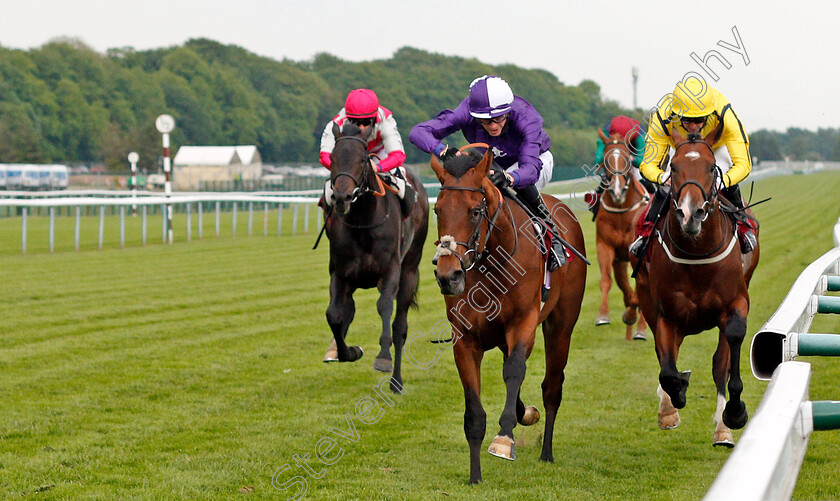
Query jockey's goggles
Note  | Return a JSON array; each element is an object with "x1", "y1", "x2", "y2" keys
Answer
[
  {"x1": 476, "y1": 114, "x2": 508, "y2": 125},
  {"x1": 680, "y1": 116, "x2": 707, "y2": 125},
  {"x1": 349, "y1": 117, "x2": 375, "y2": 127}
]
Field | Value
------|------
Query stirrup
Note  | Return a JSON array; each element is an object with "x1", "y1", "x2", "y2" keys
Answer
[
  {"x1": 740, "y1": 231, "x2": 756, "y2": 254},
  {"x1": 548, "y1": 242, "x2": 566, "y2": 271},
  {"x1": 629, "y1": 236, "x2": 646, "y2": 258}
]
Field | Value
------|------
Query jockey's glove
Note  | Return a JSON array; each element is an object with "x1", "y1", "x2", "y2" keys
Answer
[{"x1": 489, "y1": 168, "x2": 513, "y2": 189}]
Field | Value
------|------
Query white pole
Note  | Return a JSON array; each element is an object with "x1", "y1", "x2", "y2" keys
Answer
[
  {"x1": 128, "y1": 151, "x2": 139, "y2": 216},
  {"x1": 155, "y1": 114, "x2": 175, "y2": 244},
  {"x1": 163, "y1": 132, "x2": 173, "y2": 244}
]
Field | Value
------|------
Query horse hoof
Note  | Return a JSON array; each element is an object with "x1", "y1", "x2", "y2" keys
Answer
[
  {"x1": 713, "y1": 430, "x2": 735, "y2": 448},
  {"x1": 487, "y1": 435, "x2": 516, "y2": 461},
  {"x1": 723, "y1": 402, "x2": 748, "y2": 430},
  {"x1": 658, "y1": 410, "x2": 681, "y2": 430},
  {"x1": 373, "y1": 357, "x2": 393, "y2": 373},
  {"x1": 341, "y1": 345, "x2": 363, "y2": 362},
  {"x1": 322, "y1": 339, "x2": 339, "y2": 362},
  {"x1": 632, "y1": 330, "x2": 647, "y2": 341},
  {"x1": 519, "y1": 406, "x2": 541, "y2": 426},
  {"x1": 595, "y1": 315, "x2": 610, "y2": 326}
]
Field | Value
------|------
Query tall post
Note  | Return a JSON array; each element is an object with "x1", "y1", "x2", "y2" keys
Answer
[
  {"x1": 155, "y1": 114, "x2": 176, "y2": 244},
  {"x1": 128, "y1": 151, "x2": 139, "y2": 216},
  {"x1": 631, "y1": 67, "x2": 639, "y2": 110}
]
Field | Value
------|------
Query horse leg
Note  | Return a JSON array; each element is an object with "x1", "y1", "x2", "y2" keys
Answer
[
  {"x1": 539, "y1": 308, "x2": 573, "y2": 462},
  {"x1": 635, "y1": 309, "x2": 649, "y2": 341},
  {"x1": 489, "y1": 340, "x2": 532, "y2": 461},
  {"x1": 721, "y1": 296, "x2": 749, "y2": 430},
  {"x1": 453, "y1": 339, "x2": 485, "y2": 485},
  {"x1": 389, "y1": 267, "x2": 419, "y2": 392},
  {"x1": 373, "y1": 267, "x2": 400, "y2": 373},
  {"x1": 614, "y1": 260, "x2": 638, "y2": 340},
  {"x1": 326, "y1": 276, "x2": 363, "y2": 362},
  {"x1": 654, "y1": 318, "x2": 689, "y2": 409},
  {"x1": 595, "y1": 240, "x2": 614, "y2": 326},
  {"x1": 711, "y1": 334, "x2": 734, "y2": 446},
  {"x1": 657, "y1": 384, "x2": 681, "y2": 429}
]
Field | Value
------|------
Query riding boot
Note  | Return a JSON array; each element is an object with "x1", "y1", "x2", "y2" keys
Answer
[
  {"x1": 516, "y1": 185, "x2": 566, "y2": 271},
  {"x1": 320, "y1": 179, "x2": 334, "y2": 217},
  {"x1": 585, "y1": 169, "x2": 609, "y2": 220},
  {"x1": 400, "y1": 184, "x2": 416, "y2": 219},
  {"x1": 586, "y1": 185, "x2": 604, "y2": 221},
  {"x1": 721, "y1": 184, "x2": 757, "y2": 253},
  {"x1": 629, "y1": 184, "x2": 671, "y2": 258}
]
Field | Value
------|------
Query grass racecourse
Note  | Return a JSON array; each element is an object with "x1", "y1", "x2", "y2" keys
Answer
[{"x1": 1, "y1": 171, "x2": 839, "y2": 500}]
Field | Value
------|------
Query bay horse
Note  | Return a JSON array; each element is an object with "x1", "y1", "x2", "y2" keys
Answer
[
  {"x1": 632, "y1": 122, "x2": 760, "y2": 446},
  {"x1": 430, "y1": 146, "x2": 586, "y2": 484},
  {"x1": 324, "y1": 123, "x2": 429, "y2": 391},
  {"x1": 594, "y1": 128, "x2": 650, "y2": 340}
]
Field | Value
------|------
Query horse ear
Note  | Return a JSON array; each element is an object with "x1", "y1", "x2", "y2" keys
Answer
[
  {"x1": 597, "y1": 128, "x2": 609, "y2": 143},
  {"x1": 474, "y1": 148, "x2": 493, "y2": 179},
  {"x1": 332, "y1": 122, "x2": 342, "y2": 138},
  {"x1": 703, "y1": 118, "x2": 724, "y2": 145},
  {"x1": 430, "y1": 154, "x2": 446, "y2": 182}
]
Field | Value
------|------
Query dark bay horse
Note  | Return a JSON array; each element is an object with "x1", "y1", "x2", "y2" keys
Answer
[
  {"x1": 325, "y1": 123, "x2": 429, "y2": 391},
  {"x1": 632, "y1": 123, "x2": 760, "y2": 446},
  {"x1": 594, "y1": 128, "x2": 649, "y2": 340},
  {"x1": 430, "y1": 147, "x2": 586, "y2": 484}
]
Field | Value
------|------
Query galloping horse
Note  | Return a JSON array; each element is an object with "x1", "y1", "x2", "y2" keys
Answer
[
  {"x1": 594, "y1": 128, "x2": 650, "y2": 340},
  {"x1": 632, "y1": 122, "x2": 760, "y2": 446},
  {"x1": 324, "y1": 123, "x2": 429, "y2": 391},
  {"x1": 430, "y1": 146, "x2": 586, "y2": 484}
]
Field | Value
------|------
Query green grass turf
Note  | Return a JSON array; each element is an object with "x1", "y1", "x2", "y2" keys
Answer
[{"x1": 0, "y1": 171, "x2": 838, "y2": 500}]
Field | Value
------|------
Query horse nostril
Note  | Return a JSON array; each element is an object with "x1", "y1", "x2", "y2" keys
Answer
[
  {"x1": 450, "y1": 269, "x2": 464, "y2": 284},
  {"x1": 693, "y1": 208, "x2": 706, "y2": 220},
  {"x1": 675, "y1": 208, "x2": 685, "y2": 220}
]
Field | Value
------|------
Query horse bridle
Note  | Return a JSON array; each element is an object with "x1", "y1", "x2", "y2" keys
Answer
[
  {"x1": 670, "y1": 137, "x2": 722, "y2": 223},
  {"x1": 600, "y1": 139, "x2": 635, "y2": 204},
  {"x1": 331, "y1": 136, "x2": 373, "y2": 205},
  {"x1": 436, "y1": 185, "x2": 511, "y2": 272}
]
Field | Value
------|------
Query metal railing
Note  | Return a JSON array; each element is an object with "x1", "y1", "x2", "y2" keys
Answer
[{"x1": 704, "y1": 217, "x2": 840, "y2": 500}]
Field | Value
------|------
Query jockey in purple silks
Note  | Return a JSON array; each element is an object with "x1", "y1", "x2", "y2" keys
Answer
[{"x1": 409, "y1": 75, "x2": 565, "y2": 270}]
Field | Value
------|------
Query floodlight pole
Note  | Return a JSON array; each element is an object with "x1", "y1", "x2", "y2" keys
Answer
[{"x1": 156, "y1": 114, "x2": 176, "y2": 244}]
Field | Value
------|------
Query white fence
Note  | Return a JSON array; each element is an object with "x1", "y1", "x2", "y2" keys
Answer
[
  {"x1": 704, "y1": 217, "x2": 840, "y2": 500},
  {"x1": 0, "y1": 191, "x2": 324, "y2": 253}
]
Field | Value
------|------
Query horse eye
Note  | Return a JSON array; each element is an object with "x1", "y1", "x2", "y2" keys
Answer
[{"x1": 470, "y1": 208, "x2": 481, "y2": 220}]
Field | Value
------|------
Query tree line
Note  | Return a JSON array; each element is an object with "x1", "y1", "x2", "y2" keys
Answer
[{"x1": 0, "y1": 37, "x2": 833, "y2": 172}]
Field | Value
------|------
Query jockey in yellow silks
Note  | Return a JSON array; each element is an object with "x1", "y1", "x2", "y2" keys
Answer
[{"x1": 630, "y1": 77, "x2": 757, "y2": 257}]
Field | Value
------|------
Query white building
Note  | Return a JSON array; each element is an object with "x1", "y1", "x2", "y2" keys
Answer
[{"x1": 172, "y1": 145, "x2": 262, "y2": 191}]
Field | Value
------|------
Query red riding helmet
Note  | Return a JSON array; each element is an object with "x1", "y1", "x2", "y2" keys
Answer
[{"x1": 345, "y1": 89, "x2": 379, "y2": 119}]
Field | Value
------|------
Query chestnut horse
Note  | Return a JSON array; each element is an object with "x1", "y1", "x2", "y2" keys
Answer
[
  {"x1": 430, "y1": 146, "x2": 586, "y2": 484},
  {"x1": 594, "y1": 128, "x2": 650, "y2": 340},
  {"x1": 632, "y1": 123, "x2": 760, "y2": 446},
  {"x1": 324, "y1": 123, "x2": 429, "y2": 391}
]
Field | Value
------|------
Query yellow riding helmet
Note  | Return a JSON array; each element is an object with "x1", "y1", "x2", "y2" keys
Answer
[{"x1": 671, "y1": 77, "x2": 716, "y2": 118}]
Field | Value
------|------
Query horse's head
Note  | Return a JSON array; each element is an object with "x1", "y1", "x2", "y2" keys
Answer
[
  {"x1": 429, "y1": 146, "x2": 500, "y2": 296},
  {"x1": 330, "y1": 122, "x2": 373, "y2": 216},
  {"x1": 597, "y1": 128, "x2": 633, "y2": 204},
  {"x1": 668, "y1": 120, "x2": 724, "y2": 236}
]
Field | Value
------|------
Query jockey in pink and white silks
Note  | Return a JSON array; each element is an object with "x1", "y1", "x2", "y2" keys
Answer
[{"x1": 319, "y1": 88, "x2": 416, "y2": 217}]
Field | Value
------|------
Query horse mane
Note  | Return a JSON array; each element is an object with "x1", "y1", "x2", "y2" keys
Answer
[{"x1": 442, "y1": 149, "x2": 484, "y2": 179}]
